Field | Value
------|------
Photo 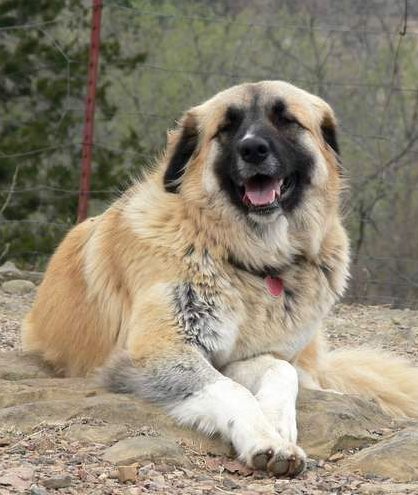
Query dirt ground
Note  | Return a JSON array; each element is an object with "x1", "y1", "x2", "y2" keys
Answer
[{"x1": 0, "y1": 288, "x2": 417, "y2": 494}]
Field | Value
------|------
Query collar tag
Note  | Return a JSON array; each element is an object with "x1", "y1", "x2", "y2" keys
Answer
[{"x1": 265, "y1": 276, "x2": 284, "y2": 297}]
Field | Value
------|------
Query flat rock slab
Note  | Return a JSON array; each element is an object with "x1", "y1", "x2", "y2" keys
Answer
[
  {"x1": 0, "y1": 351, "x2": 52, "y2": 380},
  {"x1": 297, "y1": 388, "x2": 394, "y2": 458},
  {"x1": 0, "y1": 377, "x2": 91, "y2": 408},
  {"x1": 103, "y1": 436, "x2": 189, "y2": 466},
  {"x1": 357, "y1": 482, "x2": 418, "y2": 494},
  {"x1": 0, "y1": 394, "x2": 173, "y2": 432},
  {"x1": 64, "y1": 424, "x2": 130, "y2": 444},
  {"x1": 338, "y1": 427, "x2": 418, "y2": 482}
]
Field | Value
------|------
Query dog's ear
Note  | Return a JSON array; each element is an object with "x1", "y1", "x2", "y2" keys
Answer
[
  {"x1": 321, "y1": 111, "x2": 339, "y2": 155},
  {"x1": 164, "y1": 113, "x2": 199, "y2": 193}
]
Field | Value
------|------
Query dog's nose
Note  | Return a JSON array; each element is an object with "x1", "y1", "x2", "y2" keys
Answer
[{"x1": 237, "y1": 136, "x2": 270, "y2": 164}]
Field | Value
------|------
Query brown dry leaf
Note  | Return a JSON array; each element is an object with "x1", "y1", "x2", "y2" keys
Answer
[
  {"x1": 223, "y1": 459, "x2": 254, "y2": 476},
  {"x1": 205, "y1": 457, "x2": 225, "y2": 472},
  {"x1": 77, "y1": 467, "x2": 88, "y2": 481},
  {"x1": 205, "y1": 457, "x2": 254, "y2": 476}
]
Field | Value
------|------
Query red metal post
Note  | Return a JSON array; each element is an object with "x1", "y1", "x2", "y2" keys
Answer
[{"x1": 77, "y1": 0, "x2": 103, "y2": 223}]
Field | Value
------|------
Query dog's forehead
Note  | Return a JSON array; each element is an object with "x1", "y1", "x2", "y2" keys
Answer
[{"x1": 194, "y1": 81, "x2": 327, "y2": 127}]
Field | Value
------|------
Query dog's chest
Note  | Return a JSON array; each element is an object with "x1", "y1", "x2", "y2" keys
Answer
[
  {"x1": 175, "y1": 258, "x2": 334, "y2": 367},
  {"x1": 229, "y1": 266, "x2": 335, "y2": 362},
  {"x1": 174, "y1": 250, "x2": 334, "y2": 367},
  {"x1": 173, "y1": 281, "x2": 241, "y2": 363}
]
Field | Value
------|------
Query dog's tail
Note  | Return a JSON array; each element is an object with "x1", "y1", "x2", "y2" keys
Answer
[{"x1": 298, "y1": 338, "x2": 418, "y2": 418}]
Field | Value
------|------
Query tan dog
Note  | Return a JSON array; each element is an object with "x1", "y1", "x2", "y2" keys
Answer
[{"x1": 23, "y1": 81, "x2": 418, "y2": 476}]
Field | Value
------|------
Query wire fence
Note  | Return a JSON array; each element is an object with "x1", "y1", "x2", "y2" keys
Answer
[{"x1": 1, "y1": 0, "x2": 418, "y2": 309}]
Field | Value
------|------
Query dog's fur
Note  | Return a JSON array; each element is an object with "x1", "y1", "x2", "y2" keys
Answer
[{"x1": 23, "y1": 81, "x2": 418, "y2": 476}]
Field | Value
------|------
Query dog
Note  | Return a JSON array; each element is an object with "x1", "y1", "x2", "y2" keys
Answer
[{"x1": 22, "y1": 81, "x2": 418, "y2": 477}]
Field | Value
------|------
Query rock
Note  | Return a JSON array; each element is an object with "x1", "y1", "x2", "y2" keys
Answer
[
  {"x1": 1, "y1": 279, "x2": 35, "y2": 295},
  {"x1": 65, "y1": 424, "x2": 129, "y2": 444},
  {"x1": 328, "y1": 452, "x2": 344, "y2": 462},
  {"x1": 357, "y1": 482, "x2": 418, "y2": 493},
  {"x1": 0, "y1": 261, "x2": 44, "y2": 285},
  {"x1": 126, "y1": 488, "x2": 141, "y2": 495},
  {"x1": 0, "y1": 377, "x2": 93, "y2": 408},
  {"x1": 0, "y1": 261, "x2": 21, "y2": 279},
  {"x1": 0, "y1": 395, "x2": 145, "y2": 432},
  {"x1": 297, "y1": 388, "x2": 394, "y2": 458},
  {"x1": 30, "y1": 485, "x2": 48, "y2": 495},
  {"x1": 222, "y1": 478, "x2": 240, "y2": 490},
  {"x1": 41, "y1": 476, "x2": 72, "y2": 489},
  {"x1": 0, "y1": 352, "x2": 53, "y2": 381},
  {"x1": 0, "y1": 466, "x2": 33, "y2": 492},
  {"x1": 117, "y1": 464, "x2": 138, "y2": 482},
  {"x1": 103, "y1": 436, "x2": 189, "y2": 466},
  {"x1": 338, "y1": 427, "x2": 418, "y2": 482},
  {"x1": 0, "y1": 262, "x2": 43, "y2": 285}
]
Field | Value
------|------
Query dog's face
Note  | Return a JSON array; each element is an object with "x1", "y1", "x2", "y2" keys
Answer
[{"x1": 164, "y1": 81, "x2": 341, "y2": 225}]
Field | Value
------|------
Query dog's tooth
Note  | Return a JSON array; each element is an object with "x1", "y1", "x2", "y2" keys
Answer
[{"x1": 275, "y1": 181, "x2": 282, "y2": 199}]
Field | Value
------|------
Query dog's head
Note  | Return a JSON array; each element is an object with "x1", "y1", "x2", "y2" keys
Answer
[{"x1": 163, "y1": 81, "x2": 342, "y2": 225}]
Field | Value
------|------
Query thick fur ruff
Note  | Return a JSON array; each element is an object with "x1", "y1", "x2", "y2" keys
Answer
[{"x1": 22, "y1": 81, "x2": 418, "y2": 475}]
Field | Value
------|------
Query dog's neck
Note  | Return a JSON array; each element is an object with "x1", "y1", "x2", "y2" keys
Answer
[
  {"x1": 227, "y1": 252, "x2": 286, "y2": 297},
  {"x1": 227, "y1": 253, "x2": 283, "y2": 279}
]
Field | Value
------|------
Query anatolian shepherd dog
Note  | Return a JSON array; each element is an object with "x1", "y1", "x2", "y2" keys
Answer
[{"x1": 23, "y1": 81, "x2": 418, "y2": 477}]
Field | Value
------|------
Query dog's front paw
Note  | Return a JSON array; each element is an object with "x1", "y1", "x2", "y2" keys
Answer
[{"x1": 242, "y1": 436, "x2": 306, "y2": 477}]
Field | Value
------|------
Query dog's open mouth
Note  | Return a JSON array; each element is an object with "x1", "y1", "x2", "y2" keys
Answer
[{"x1": 241, "y1": 174, "x2": 294, "y2": 213}]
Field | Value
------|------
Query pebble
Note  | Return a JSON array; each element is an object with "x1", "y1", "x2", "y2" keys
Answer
[
  {"x1": 144, "y1": 480, "x2": 167, "y2": 491},
  {"x1": 223, "y1": 478, "x2": 240, "y2": 490},
  {"x1": 117, "y1": 464, "x2": 138, "y2": 483},
  {"x1": 155, "y1": 463, "x2": 173, "y2": 473},
  {"x1": 328, "y1": 452, "x2": 345, "y2": 462},
  {"x1": 108, "y1": 469, "x2": 119, "y2": 479},
  {"x1": 138, "y1": 462, "x2": 155, "y2": 475},
  {"x1": 127, "y1": 488, "x2": 142, "y2": 495},
  {"x1": 42, "y1": 476, "x2": 72, "y2": 489},
  {"x1": 30, "y1": 485, "x2": 48, "y2": 495},
  {"x1": 1, "y1": 279, "x2": 35, "y2": 295}
]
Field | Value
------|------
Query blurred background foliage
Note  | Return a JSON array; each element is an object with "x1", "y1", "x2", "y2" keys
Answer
[{"x1": 1, "y1": 0, "x2": 418, "y2": 306}]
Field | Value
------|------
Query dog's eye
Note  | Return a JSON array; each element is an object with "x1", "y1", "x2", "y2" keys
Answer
[
  {"x1": 271, "y1": 102, "x2": 302, "y2": 130},
  {"x1": 215, "y1": 107, "x2": 243, "y2": 138}
]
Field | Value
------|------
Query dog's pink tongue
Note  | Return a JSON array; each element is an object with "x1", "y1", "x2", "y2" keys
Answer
[{"x1": 244, "y1": 178, "x2": 280, "y2": 206}]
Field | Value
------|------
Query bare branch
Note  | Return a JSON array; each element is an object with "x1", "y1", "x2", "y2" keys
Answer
[{"x1": 0, "y1": 165, "x2": 20, "y2": 217}]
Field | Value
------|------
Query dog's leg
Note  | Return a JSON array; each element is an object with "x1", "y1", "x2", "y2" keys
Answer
[
  {"x1": 222, "y1": 355, "x2": 299, "y2": 444},
  {"x1": 102, "y1": 344, "x2": 305, "y2": 476}
]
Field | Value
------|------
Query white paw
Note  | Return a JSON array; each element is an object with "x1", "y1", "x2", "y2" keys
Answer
[{"x1": 243, "y1": 436, "x2": 306, "y2": 477}]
